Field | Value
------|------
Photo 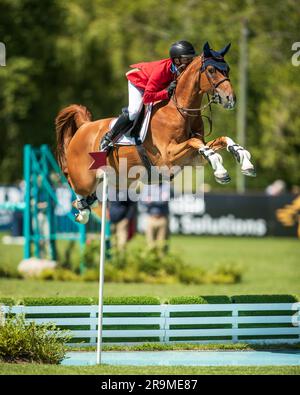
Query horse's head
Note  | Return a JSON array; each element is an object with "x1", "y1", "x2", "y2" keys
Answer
[{"x1": 200, "y1": 42, "x2": 236, "y2": 110}]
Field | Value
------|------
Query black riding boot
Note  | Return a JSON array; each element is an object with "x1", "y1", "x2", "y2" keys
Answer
[{"x1": 100, "y1": 111, "x2": 133, "y2": 151}]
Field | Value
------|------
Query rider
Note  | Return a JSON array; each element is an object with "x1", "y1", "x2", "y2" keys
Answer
[{"x1": 100, "y1": 40, "x2": 197, "y2": 151}]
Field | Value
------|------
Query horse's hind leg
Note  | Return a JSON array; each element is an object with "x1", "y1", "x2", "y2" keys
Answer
[
  {"x1": 72, "y1": 193, "x2": 98, "y2": 209},
  {"x1": 73, "y1": 194, "x2": 91, "y2": 224},
  {"x1": 67, "y1": 176, "x2": 98, "y2": 225},
  {"x1": 207, "y1": 136, "x2": 256, "y2": 177}
]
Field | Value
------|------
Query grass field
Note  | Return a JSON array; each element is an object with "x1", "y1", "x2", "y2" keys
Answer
[
  {"x1": 0, "y1": 233, "x2": 299, "y2": 375},
  {"x1": 0, "y1": 234, "x2": 299, "y2": 298},
  {"x1": 0, "y1": 363, "x2": 299, "y2": 375}
]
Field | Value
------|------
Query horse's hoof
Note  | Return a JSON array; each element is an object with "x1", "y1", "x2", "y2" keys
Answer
[
  {"x1": 215, "y1": 173, "x2": 231, "y2": 184},
  {"x1": 242, "y1": 167, "x2": 256, "y2": 177},
  {"x1": 75, "y1": 210, "x2": 90, "y2": 225}
]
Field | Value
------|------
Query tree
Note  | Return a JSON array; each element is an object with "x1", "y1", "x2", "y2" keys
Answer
[{"x1": 0, "y1": 0, "x2": 299, "y2": 189}]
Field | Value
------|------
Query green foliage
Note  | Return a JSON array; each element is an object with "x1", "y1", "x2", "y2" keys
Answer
[
  {"x1": 38, "y1": 268, "x2": 80, "y2": 282},
  {"x1": 81, "y1": 269, "x2": 99, "y2": 282},
  {"x1": 100, "y1": 296, "x2": 160, "y2": 305},
  {"x1": 0, "y1": 314, "x2": 70, "y2": 364},
  {"x1": 85, "y1": 241, "x2": 184, "y2": 283},
  {"x1": 205, "y1": 263, "x2": 243, "y2": 284},
  {"x1": 0, "y1": 1, "x2": 299, "y2": 188},
  {"x1": 231, "y1": 294, "x2": 299, "y2": 303},
  {"x1": 177, "y1": 267, "x2": 206, "y2": 285},
  {"x1": 16, "y1": 296, "x2": 160, "y2": 306},
  {"x1": 0, "y1": 298, "x2": 15, "y2": 306},
  {"x1": 1, "y1": 236, "x2": 299, "y2": 299},
  {"x1": 101, "y1": 341, "x2": 300, "y2": 352},
  {"x1": 169, "y1": 294, "x2": 300, "y2": 304},
  {"x1": 0, "y1": 265, "x2": 21, "y2": 279},
  {"x1": 82, "y1": 242, "x2": 100, "y2": 270},
  {"x1": 37, "y1": 268, "x2": 56, "y2": 281},
  {"x1": 23, "y1": 297, "x2": 94, "y2": 306},
  {"x1": 0, "y1": 294, "x2": 298, "y2": 307},
  {"x1": 168, "y1": 295, "x2": 231, "y2": 304},
  {"x1": 82, "y1": 240, "x2": 244, "y2": 285}
]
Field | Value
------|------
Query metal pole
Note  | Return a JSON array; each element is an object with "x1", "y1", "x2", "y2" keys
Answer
[
  {"x1": 79, "y1": 224, "x2": 86, "y2": 274},
  {"x1": 23, "y1": 145, "x2": 32, "y2": 259},
  {"x1": 96, "y1": 170, "x2": 108, "y2": 365},
  {"x1": 41, "y1": 145, "x2": 56, "y2": 261},
  {"x1": 236, "y1": 17, "x2": 248, "y2": 193},
  {"x1": 32, "y1": 149, "x2": 40, "y2": 258}
]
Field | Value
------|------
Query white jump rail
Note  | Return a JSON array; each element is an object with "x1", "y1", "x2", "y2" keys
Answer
[{"x1": 1, "y1": 302, "x2": 299, "y2": 346}]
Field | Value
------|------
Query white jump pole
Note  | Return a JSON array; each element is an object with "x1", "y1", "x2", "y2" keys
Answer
[{"x1": 96, "y1": 170, "x2": 108, "y2": 365}]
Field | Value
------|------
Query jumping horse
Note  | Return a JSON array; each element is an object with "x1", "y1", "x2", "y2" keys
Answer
[{"x1": 55, "y1": 42, "x2": 255, "y2": 224}]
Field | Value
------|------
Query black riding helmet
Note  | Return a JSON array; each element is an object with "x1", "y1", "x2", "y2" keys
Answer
[{"x1": 169, "y1": 40, "x2": 197, "y2": 59}]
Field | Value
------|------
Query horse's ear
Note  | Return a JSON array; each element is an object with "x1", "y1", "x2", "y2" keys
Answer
[
  {"x1": 203, "y1": 42, "x2": 211, "y2": 58},
  {"x1": 219, "y1": 43, "x2": 231, "y2": 57}
]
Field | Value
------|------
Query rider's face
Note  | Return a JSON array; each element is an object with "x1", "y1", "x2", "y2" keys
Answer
[
  {"x1": 174, "y1": 56, "x2": 194, "y2": 69},
  {"x1": 180, "y1": 57, "x2": 194, "y2": 65}
]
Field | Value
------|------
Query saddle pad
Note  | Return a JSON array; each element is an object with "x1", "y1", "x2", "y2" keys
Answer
[{"x1": 111, "y1": 104, "x2": 153, "y2": 146}]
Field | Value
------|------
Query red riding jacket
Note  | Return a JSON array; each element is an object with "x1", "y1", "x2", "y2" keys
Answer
[{"x1": 126, "y1": 58, "x2": 176, "y2": 104}]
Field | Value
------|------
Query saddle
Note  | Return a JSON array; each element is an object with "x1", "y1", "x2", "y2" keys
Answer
[
  {"x1": 109, "y1": 104, "x2": 153, "y2": 146},
  {"x1": 106, "y1": 104, "x2": 154, "y2": 181}
]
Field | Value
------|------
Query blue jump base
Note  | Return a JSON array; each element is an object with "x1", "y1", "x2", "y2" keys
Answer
[{"x1": 61, "y1": 350, "x2": 300, "y2": 366}]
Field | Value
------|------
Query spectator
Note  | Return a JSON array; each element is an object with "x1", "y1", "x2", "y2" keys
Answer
[
  {"x1": 140, "y1": 183, "x2": 171, "y2": 253},
  {"x1": 31, "y1": 175, "x2": 53, "y2": 259},
  {"x1": 265, "y1": 179, "x2": 286, "y2": 196},
  {"x1": 109, "y1": 190, "x2": 137, "y2": 251},
  {"x1": 11, "y1": 180, "x2": 24, "y2": 237}
]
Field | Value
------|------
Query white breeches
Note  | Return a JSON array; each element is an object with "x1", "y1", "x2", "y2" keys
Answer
[{"x1": 128, "y1": 81, "x2": 144, "y2": 121}]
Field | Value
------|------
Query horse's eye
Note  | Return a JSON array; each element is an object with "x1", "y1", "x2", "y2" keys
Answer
[{"x1": 208, "y1": 66, "x2": 215, "y2": 74}]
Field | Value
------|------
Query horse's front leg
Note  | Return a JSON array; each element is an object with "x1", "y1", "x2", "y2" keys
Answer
[
  {"x1": 166, "y1": 137, "x2": 231, "y2": 184},
  {"x1": 207, "y1": 136, "x2": 256, "y2": 177}
]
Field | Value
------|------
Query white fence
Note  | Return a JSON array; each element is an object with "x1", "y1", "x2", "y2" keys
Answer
[{"x1": 1, "y1": 303, "x2": 300, "y2": 346}]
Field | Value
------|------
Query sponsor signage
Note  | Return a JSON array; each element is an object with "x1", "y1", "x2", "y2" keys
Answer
[
  {"x1": 138, "y1": 193, "x2": 299, "y2": 237},
  {"x1": 0, "y1": 186, "x2": 298, "y2": 237}
]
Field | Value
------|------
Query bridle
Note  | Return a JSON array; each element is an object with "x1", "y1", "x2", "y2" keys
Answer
[{"x1": 171, "y1": 55, "x2": 231, "y2": 132}]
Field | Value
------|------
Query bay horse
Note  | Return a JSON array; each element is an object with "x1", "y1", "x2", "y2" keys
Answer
[{"x1": 55, "y1": 42, "x2": 255, "y2": 224}]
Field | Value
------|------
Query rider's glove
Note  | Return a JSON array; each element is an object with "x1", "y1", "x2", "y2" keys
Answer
[{"x1": 167, "y1": 81, "x2": 177, "y2": 98}]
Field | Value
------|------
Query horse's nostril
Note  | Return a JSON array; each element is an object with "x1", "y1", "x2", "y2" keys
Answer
[{"x1": 226, "y1": 95, "x2": 236, "y2": 106}]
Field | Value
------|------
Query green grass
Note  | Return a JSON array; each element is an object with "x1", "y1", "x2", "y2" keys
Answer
[
  {"x1": 1, "y1": 233, "x2": 299, "y2": 375},
  {"x1": 0, "y1": 363, "x2": 299, "y2": 375},
  {"x1": 70, "y1": 342, "x2": 300, "y2": 352},
  {"x1": 0, "y1": 234, "x2": 299, "y2": 298}
]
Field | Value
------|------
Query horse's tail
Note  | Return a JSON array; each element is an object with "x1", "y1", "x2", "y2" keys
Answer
[{"x1": 55, "y1": 104, "x2": 92, "y2": 172}]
